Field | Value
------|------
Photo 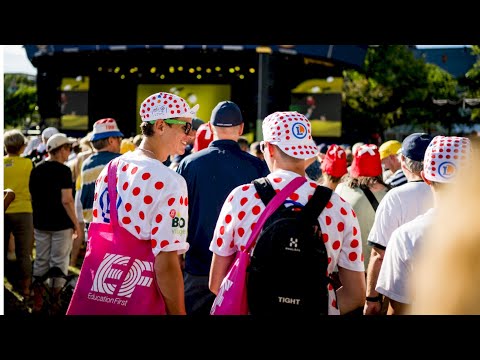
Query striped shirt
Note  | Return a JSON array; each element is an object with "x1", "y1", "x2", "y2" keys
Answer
[
  {"x1": 385, "y1": 169, "x2": 407, "y2": 188},
  {"x1": 80, "y1": 151, "x2": 120, "y2": 222}
]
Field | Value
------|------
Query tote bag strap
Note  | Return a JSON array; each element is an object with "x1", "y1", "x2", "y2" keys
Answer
[
  {"x1": 244, "y1": 176, "x2": 307, "y2": 251},
  {"x1": 107, "y1": 157, "x2": 121, "y2": 229}
]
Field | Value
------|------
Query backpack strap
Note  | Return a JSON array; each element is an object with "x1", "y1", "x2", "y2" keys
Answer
[
  {"x1": 301, "y1": 185, "x2": 333, "y2": 224},
  {"x1": 246, "y1": 176, "x2": 307, "y2": 252},
  {"x1": 359, "y1": 184, "x2": 379, "y2": 212},
  {"x1": 253, "y1": 177, "x2": 277, "y2": 206}
]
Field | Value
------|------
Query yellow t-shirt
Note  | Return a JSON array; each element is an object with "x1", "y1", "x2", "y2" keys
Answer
[{"x1": 4, "y1": 156, "x2": 33, "y2": 214}]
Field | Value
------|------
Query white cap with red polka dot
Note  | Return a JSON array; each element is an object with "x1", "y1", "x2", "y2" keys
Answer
[
  {"x1": 423, "y1": 135, "x2": 471, "y2": 183},
  {"x1": 139, "y1": 92, "x2": 199, "y2": 122}
]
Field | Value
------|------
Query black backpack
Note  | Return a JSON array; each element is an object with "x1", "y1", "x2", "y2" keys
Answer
[{"x1": 247, "y1": 177, "x2": 333, "y2": 315}]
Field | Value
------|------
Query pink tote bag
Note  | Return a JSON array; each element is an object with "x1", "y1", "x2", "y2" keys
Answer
[
  {"x1": 210, "y1": 176, "x2": 307, "y2": 315},
  {"x1": 67, "y1": 158, "x2": 166, "y2": 315}
]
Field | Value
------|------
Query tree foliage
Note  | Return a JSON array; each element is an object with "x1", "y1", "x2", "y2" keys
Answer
[
  {"x1": 342, "y1": 45, "x2": 459, "y2": 140},
  {"x1": 464, "y1": 45, "x2": 480, "y2": 120},
  {"x1": 4, "y1": 74, "x2": 38, "y2": 128}
]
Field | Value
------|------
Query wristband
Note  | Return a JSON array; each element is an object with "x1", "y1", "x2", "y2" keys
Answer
[{"x1": 366, "y1": 295, "x2": 383, "y2": 302}]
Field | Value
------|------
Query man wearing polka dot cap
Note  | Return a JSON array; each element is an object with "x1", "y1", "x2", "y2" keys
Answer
[
  {"x1": 209, "y1": 111, "x2": 366, "y2": 315},
  {"x1": 90, "y1": 92, "x2": 199, "y2": 314},
  {"x1": 376, "y1": 135, "x2": 472, "y2": 315}
]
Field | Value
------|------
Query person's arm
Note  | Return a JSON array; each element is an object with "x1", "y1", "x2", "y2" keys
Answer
[
  {"x1": 74, "y1": 188, "x2": 85, "y2": 224},
  {"x1": 61, "y1": 188, "x2": 80, "y2": 239},
  {"x1": 4, "y1": 189, "x2": 15, "y2": 211},
  {"x1": 155, "y1": 251, "x2": 186, "y2": 315},
  {"x1": 364, "y1": 245, "x2": 385, "y2": 315},
  {"x1": 209, "y1": 253, "x2": 236, "y2": 295},
  {"x1": 336, "y1": 267, "x2": 366, "y2": 314}
]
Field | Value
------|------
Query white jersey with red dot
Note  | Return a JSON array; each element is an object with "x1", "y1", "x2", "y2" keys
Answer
[
  {"x1": 92, "y1": 151, "x2": 189, "y2": 257},
  {"x1": 209, "y1": 169, "x2": 365, "y2": 315}
]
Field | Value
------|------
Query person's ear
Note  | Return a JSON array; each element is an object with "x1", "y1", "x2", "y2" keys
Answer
[
  {"x1": 238, "y1": 123, "x2": 245, "y2": 135},
  {"x1": 156, "y1": 120, "x2": 165, "y2": 133},
  {"x1": 267, "y1": 142, "x2": 275, "y2": 157},
  {"x1": 420, "y1": 170, "x2": 431, "y2": 185}
]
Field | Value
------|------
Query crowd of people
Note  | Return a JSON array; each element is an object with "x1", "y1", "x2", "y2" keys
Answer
[{"x1": 3, "y1": 90, "x2": 480, "y2": 315}]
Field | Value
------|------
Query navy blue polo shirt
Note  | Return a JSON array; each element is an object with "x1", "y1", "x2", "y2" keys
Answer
[{"x1": 177, "y1": 139, "x2": 270, "y2": 275}]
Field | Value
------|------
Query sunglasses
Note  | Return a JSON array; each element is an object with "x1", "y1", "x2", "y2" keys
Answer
[{"x1": 164, "y1": 119, "x2": 192, "y2": 135}]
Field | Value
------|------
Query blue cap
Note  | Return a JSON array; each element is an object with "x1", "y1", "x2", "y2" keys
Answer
[
  {"x1": 211, "y1": 101, "x2": 243, "y2": 127},
  {"x1": 399, "y1": 133, "x2": 433, "y2": 161}
]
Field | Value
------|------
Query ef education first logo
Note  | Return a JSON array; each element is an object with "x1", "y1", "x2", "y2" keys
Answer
[
  {"x1": 88, "y1": 253, "x2": 154, "y2": 306},
  {"x1": 292, "y1": 122, "x2": 307, "y2": 139}
]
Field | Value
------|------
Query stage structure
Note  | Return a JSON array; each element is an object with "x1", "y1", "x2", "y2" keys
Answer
[{"x1": 25, "y1": 45, "x2": 368, "y2": 140}]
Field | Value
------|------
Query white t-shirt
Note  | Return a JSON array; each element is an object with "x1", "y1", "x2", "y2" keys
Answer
[
  {"x1": 209, "y1": 169, "x2": 365, "y2": 315},
  {"x1": 92, "y1": 151, "x2": 190, "y2": 257},
  {"x1": 376, "y1": 208, "x2": 436, "y2": 304},
  {"x1": 367, "y1": 181, "x2": 433, "y2": 249}
]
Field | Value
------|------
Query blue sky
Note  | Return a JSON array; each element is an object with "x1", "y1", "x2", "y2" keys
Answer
[{"x1": 2, "y1": 45, "x2": 473, "y2": 77}]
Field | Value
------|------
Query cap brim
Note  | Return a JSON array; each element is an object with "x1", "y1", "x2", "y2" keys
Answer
[
  {"x1": 188, "y1": 104, "x2": 200, "y2": 117},
  {"x1": 90, "y1": 131, "x2": 124, "y2": 141}
]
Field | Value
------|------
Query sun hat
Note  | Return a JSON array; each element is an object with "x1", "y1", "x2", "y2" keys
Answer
[
  {"x1": 423, "y1": 135, "x2": 471, "y2": 183},
  {"x1": 262, "y1": 111, "x2": 318, "y2": 160},
  {"x1": 41, "y1": 127, "x2": 59, "y2": 142},
  {"x1": 350, "y1": 144, "x2": 382, "y2": 178},
  {"x1": 398, "y1": 133, "x2": 433, "y2": 161},
  {"x1": 321, "y1": 144, "x2": 348, "y2": 178},
  {"x1": 379, "y1": 140, "x2": 401, "y2": 160},
  {"x1": 46, "y1": 133, "x2": 76, "y2": 152},
  {"x1": 139, "y1": 92, "x2": 199, "y2": 122},
  {"x1": 210, "y1": 101, "x2": 243, "y2": 127},
  {"x1": 90, "y1": 118, "x2": 124, "y2": 141}
]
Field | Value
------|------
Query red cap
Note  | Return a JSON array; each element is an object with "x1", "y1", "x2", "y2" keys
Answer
[
  {"x1": 321, "y1": 144, "x2": 347, "y2": 178},
  {"x1": 350, "y1": 144, "x2": 382, "y2": 178},
  {"x1": 193, "y1": 122, "x2": 214, "y2": 152}
]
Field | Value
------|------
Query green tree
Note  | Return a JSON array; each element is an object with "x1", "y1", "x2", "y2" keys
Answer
[
  {"x1": 343, "y1": 45, "x2": 458, "y2": 138},
  {"x1": 463, "y1": 45, "x2": 480, "y2": 120},
  {"x1": 342, "y1": 68, "x2": 393, "y2": 139},
  {"x1": 4, "y1": 74, "x2": 37, "y2": 128}
]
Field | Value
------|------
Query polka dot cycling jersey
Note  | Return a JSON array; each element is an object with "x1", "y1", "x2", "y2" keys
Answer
[
  {"x1": 92, "y1": 151, "x2": 189, "y2": 257},
  {"x1": 209, "y1": 169, "x2": 365, "y2": 314}
]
